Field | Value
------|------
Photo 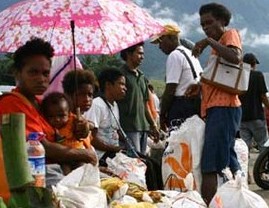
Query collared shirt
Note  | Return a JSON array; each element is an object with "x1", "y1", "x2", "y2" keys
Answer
[
  {"x1": 201, "y1": 29, "x2": 242, "y2": 117},
  {"x1": 117, "y1": 64, "x2": 150, "y2": 131},
  {"x1": 166, "y1": 45, "x2": 203, "y2": 96}
]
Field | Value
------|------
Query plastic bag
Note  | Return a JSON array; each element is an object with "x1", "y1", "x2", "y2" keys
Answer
[
  {"x1": 209, "y1": 169, "x2": 268, "y2": 208},
  {"x1": 234, "y1": 138, "x2": 249, "y2": 186},
  {"x1": 171, "y1": 191, "x2": 207, "y2": 208},
  {"x1": 106, "y1": 153, "x2": 147, "y2": 188},
  {"x1": 52, "y1": 164, "x2": 107, "y2": 208},
  {"x1": 162, "y1": 115, "x2": 205, "y2": 192},
  {"x1": 155, "y1": 188, "x2": 207, "y2": 208}
]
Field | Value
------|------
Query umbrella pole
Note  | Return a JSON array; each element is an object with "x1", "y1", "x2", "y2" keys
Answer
[{"x1": 70, "y1": 20, "x2": 81, "y2": 118}]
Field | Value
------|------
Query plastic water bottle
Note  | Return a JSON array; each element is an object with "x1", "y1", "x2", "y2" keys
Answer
[{"x1": 27, "y1": 132, "x2": 46, "y2": 187}]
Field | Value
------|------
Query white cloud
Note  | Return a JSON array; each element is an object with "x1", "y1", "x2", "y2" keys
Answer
[
  {"x1": 155, "y1": 7, "x2": 174, "y2": 18},
  {"x1": 132, "y1": 0, "x2": 144, "y2": 6},
  {"x1": 150, "y1": 1, "x2": 161, "y2": 10},
  {"x1": 178, "y1": 12, "x2": 200, "y2": 36},
  {"x1": 146, "y1": 2, "x2": 202, "y2": 38},
  {"x1": 239, "y1": 28, "x2": 269, "y2": 47},
  {"x1": 155, "y1": 18, "x2": 178, "y2": 26},
  {"x1": 147, "y1": 1, "x2": 174, "y2": 19}
]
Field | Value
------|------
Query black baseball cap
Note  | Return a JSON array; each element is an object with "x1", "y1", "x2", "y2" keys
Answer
[{"x1": 243, "y1": 53, "x2": 260, "y2": 64}]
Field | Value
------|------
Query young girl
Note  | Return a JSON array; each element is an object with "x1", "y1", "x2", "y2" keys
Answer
[{"x1": 41, "y1": 92, "x2": 93, "y2": 175}]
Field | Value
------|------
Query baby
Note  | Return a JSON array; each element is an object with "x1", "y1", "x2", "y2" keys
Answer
[{"x1": 41, "y1": 92, "x2": 92, "y2": 175}]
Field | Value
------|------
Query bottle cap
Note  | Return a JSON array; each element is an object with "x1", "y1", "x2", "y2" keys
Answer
[{"x1": 27, "y1": 132, "x2": 45, "y2": 141}]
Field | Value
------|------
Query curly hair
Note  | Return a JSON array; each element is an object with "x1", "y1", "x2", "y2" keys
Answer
[
  {"x1": 13, "y1": 37, "x2": 54, "y2": 72},
  {"x1": 199, "y1": 3, "x2": 232, "y2": 27},
  {"x1": 120, "y1": 42, "x2": 144, "y2": 61},
  {"x1": 98, "y1": 67, "x2": 124, "y2": 93},
  {"x1": 62, "y1": 70, "x2": 96, "y2": 95},
  {"x1": 41, "y1": 92, "x2": 71, "y2": 116}
]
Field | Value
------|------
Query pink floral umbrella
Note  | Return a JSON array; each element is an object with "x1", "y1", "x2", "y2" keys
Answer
[{"x1": 0, "y1": 0, "x2": 164, "y2": 55}]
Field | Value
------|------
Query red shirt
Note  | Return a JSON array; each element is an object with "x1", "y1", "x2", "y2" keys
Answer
[{"x1": 0, "y1": 88, "x2": 55, "y2": 141}]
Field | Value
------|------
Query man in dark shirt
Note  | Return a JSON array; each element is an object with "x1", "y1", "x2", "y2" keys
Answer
[
  {"x1": 240, "y1": 53, "x2": 269, "y2": 151},
  {"x1": 118, "y1": 43, "x2": 158, "y2": 154}
]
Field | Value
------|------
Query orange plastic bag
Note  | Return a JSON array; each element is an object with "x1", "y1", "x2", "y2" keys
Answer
[{"x1": 0, "y1": 136, "x2": 10, "y2": 203}]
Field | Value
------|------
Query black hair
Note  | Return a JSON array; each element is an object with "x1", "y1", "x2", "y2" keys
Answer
[
  {"x1": 62, "y1": 70, "x2": 96, "y2": 96},
  {"x1": 199, "y1": 3, "x2": 231, "y2": 26},
  {"x1": 98, "y1": 67, "x2": 124, "y2": 93},
  {"x1": 13, "y1": 37, "x2": 54, "y2": 72},
  {"x1": 148, "y1": 83, "x2": 154, "y2": 92},
  {"x1": 41, "y1": 92, "x2": 71, "y2": 116},
  {"x1": 120, "y1": 42, "x2": 144, "y2": 61}
]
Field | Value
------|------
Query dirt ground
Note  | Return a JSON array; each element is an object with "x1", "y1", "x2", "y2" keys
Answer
[{"x1": 249, "y1": 151, "x2": 269, "y2": 205}]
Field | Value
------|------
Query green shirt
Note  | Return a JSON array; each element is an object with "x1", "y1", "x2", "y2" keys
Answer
[{"x1": 118, "y1": 64, "x2": 150, "y2": 131}]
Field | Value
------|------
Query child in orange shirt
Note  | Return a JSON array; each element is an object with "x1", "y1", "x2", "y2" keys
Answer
[{"x1": 41, "y1": 92, "x2": 93, "y2": 175}]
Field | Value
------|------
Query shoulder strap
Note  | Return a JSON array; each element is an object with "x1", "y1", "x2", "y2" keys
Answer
[
  {"x1": 177, "y1": 48, "x2": 197, "y2": 79},
  {"x1": 49, "y1": 56, "x2": 72, "y2": 85},
  {"x1": 99, "y1": 96, "x2": 140, "y2": 158}
]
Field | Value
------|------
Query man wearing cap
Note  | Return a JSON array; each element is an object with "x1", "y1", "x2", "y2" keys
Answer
[
  {"x1": 151, "y1": 24, "x2": 203, "y2": 130},
  {"x1": 240, "y1": 53, "x2": 269, "y2": 152}
]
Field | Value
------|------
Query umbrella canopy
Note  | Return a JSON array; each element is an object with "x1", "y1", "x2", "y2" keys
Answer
[{"x1": 0, "y1": 0, "x2": 163, "y2": 55}]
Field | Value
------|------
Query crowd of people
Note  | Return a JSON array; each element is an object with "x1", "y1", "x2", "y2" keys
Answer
[{"x1": 0, "y1": 2, "x2": 269, "y2": 206}]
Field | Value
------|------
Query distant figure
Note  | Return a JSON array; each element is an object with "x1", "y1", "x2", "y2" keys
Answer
[
  {"x1": 118, "y1": 43, "x2": 159, "y2": 154},
  {"x1": 240, "y1": 53, "x2": 269, "y2": 151},
  {"x1": 148, "y1": 83, "x2": 160, "y2": 114},
  {"x1": 151, "y1": 24, "x2": 203, "y2": 130}
]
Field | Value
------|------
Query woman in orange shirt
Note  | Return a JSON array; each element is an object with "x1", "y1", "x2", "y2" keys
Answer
[
  {"x1": 186, "y1": 3, "x2": 242, "y2": 205},
  {"x1": 0, "y1": 38, "x2": 97, "y2": 199}
]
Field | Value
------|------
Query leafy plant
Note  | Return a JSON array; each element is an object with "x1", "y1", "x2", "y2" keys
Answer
[
  {"x1": 0, "y1": 54, "x2": 15, "y2": 85},
  {"x1": 79, "y1": 54, "x2": 123, "y2": 77}
]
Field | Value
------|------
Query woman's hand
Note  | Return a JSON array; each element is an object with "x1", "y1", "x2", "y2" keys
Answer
[
  {"x1": 192, "y1": 38, "x2": 209, "y2": 57},
  {"x1": 185, "y1": 83, "x2": 201, "y2": 97},
  {"x1": 149, "y1": 124, "x2": 160, "y2": 143}
]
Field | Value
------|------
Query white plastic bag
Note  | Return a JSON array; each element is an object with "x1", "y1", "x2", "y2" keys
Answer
[
  {"x1": 171, "y1": 191, "x2": 207, "y2": 208},
  {"x1": 106, "y1": 152, "x2": 147, "y2": 188},
  {"x1": 234, "y1": 138, "x2": 249, "y2": 186},
  {"x1": 52, "y1": 164, "x2": 107, "y2": 208},
  {"x1": 162, "y1": 115, "x2": 205, "y2": 192},
  {"x1": 209, "y1": 169, "x2": 268, "y2": 208},
  {"x1": 157, "y1": 175, "x2": 207, "y2": 208}
]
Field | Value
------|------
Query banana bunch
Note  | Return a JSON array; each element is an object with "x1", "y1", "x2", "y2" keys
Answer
[{"x1": 101, "y1": 177, "x2": 128, "y2": 199}]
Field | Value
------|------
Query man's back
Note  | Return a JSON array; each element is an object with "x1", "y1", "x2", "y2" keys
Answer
[{"x1": 240, "y1": 70, "x2": 268, "y2": 121}]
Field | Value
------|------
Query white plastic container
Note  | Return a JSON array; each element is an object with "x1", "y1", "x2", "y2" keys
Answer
[{"x1": 27, "y1": 132, "x2": 46, "y2": 187}]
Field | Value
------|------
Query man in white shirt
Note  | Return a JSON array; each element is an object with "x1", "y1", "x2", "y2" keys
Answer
[{"x1": 151, "y1": 24, "x2": 203, "y2": 130}]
